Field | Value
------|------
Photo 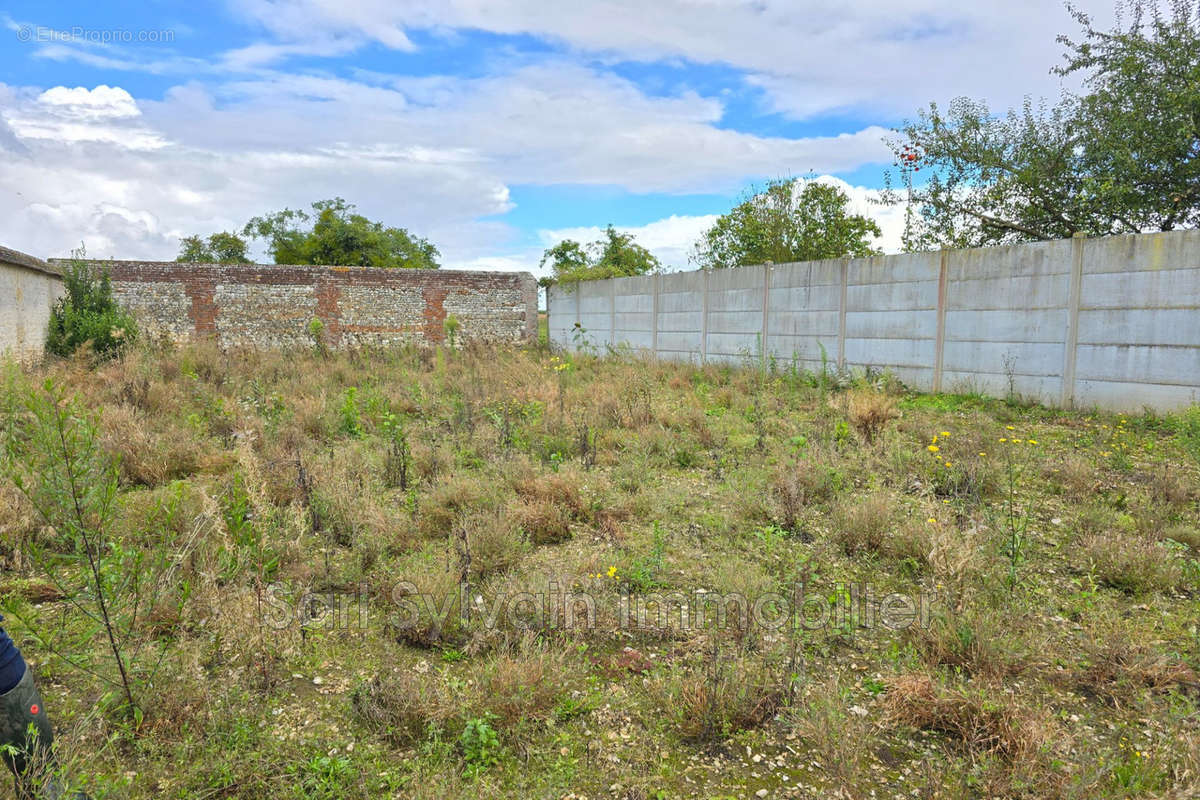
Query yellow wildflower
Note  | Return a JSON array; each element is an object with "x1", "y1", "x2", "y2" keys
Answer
[{"x1": 927, "y1": 445, "x2": 940, "y2": 453}]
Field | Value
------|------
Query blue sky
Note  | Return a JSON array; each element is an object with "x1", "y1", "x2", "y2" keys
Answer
[{"x1": 0, "y1": 1, "x2": 1105, "y2": 274}]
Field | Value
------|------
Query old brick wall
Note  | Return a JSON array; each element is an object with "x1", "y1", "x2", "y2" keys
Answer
[{"x1": 48, "y1": 260, "x2": 538, "y2": 349}]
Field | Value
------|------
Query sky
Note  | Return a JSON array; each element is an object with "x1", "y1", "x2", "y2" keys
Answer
[{"x1": 0, "y1": 1, "x2": 1114, "y2": 277}]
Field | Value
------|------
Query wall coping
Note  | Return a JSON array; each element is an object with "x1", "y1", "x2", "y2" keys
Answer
[
  {"x1": 46, "y1": 258, "x2": 534, "y2": 283},
  {"x1": 0, "y1": 245, "x2": 62, "y2": 279}
]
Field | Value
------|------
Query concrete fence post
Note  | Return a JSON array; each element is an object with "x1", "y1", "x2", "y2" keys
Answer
[
  {"x1": 701, "y1": 268, "x2": 710, "y2": 364},
  {"x1": 1061, "y1": 232, "x2": 1086, "y2": 408},
  {"x1": 837, "y1": 259, "x2": 848, "y2": 370},
  {"x1": 574, "y1": 284, "x2": 581, "y2": 349},
  {"x1": 761, "y1": 263, "x2": 771, "y2": 360},
  {"x1": 610, "y1": 279, "x2": 616, "y2": 348},
  {"x1": 933, "y1": 249, "x2": 949, "y2": 393},
  {"x1": 652, "y1": 272, "x2": 660, "y2": 359}
]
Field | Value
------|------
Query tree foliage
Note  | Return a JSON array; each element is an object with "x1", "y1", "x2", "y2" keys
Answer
[
  {"x1": 540, "y1": 225, "x2": 660, "y2": 284},
  {"x1": 46, "y1": 248, "x2": 137, "y2": 360},
  {"x1": 885, "y1": 0, "x2": 1200, "y2": 250},
  {"x1": 243, "y1": 198, "x2": 440, "y2": 269},
  {"x1": 691, "y1": 179, "x2": 881, "y2": 270},
  {"x1": 1057, "y1": 0, "x2": 1200, "y2": 232},
  {"x1": 176, "y1": 231, "x2": 248, "y2": 264}
]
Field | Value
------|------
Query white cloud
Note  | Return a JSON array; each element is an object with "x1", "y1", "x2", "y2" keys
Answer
[
  {"x1": 810, "y1": 175, "x2": 908, "y2": 255},
  {"x1": 37, "y1": 85, "x2": 141, "y2": 119},
  {"x1": 227, "y1": 0, "x2": 1114, "y2": 117},
  {"x1": 0, "y1": 58, "x2": 898, "y2": 267},
  {"x1": 533, "y1": 176, "x2": 911, "y2": 279},
  {"x1": 4, "y1": 85, "x2": 167, "y2": 150},
  {"x1": 143, "y1": 65, "x2": 892, "y2": 193},
  {"x1": 539, "y1": 214, "x2": 719, "y2": 273},
  {"x1": 8, "y1": 1, "x2": 1081, "y2": 271}
]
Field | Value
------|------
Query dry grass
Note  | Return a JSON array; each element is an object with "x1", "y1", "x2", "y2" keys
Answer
[
  {"x1": 420, "y1": 472, "x2": 494, "y2": 538},
  {"x1": 3, "y1": 339, "x2": 1197, "y2": 798},
  {"x1": 830, "y1": 492, "x2": 896, "y2": 556},
  {"x1": 653, "y1": 653, "x2": 783, "y2": 743},
  {"x1": 352, "y1": 639, "x2": 574, "y2": 745},
  {"x1": 907, "y1": 607, "x2": 1026, "y2": 678},
  {"x1": 846, "y1": 388, "x2": 899, "y2": 445},
  {"x1": 1043, "y1": 453, "x2": 1101, "y2": 499},
  {"x1": 462, "y1": 509, "x2": 526, "y2": 578},
  {"x1": 784, "y1": 678, "x2": 872, "y2": 793},
  {"x1": 883, "y1": 673, "x2": 1052, "y2": 762},
  {"x1": 1161, "y1": 522, "x2": 1200, "y2": 552},
  {"x1": 1074, "y1": 621, "x2": 1200, "y2": 705},
  {"x1": 100, "y1": 403, "x2": 217, "y2": 486},
  {"x1": 473, "y1": 642, "x2": 574, "y2": 727},
  {"x1": 1080, "y1": 532, "x2": 1185, "y2": 593},
  {"x1": 1147, "y1": 466, "x2": 1196, "y2": 509},
  {"x1": 352, "y1": 669, "x2": 460, "y2": 745},
  {"x1": 770, "y1": 459, "x2": 838, "y2": 535}
]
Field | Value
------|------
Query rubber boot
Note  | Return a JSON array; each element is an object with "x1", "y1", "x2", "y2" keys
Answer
[{"x1": 0, "y1": 667, "x2": 86, "y2": 800}]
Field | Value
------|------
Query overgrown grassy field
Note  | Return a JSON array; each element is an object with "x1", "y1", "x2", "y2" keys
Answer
[{"x1": 1, "y1": 340, "x2": 1198, "y2": 799}]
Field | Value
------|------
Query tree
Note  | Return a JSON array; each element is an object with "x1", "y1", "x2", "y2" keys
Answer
[
  {"x1": 692, "y1": 178, "x2": 881, "y2": 270},
  {"x1": 46, "y1": 247, "x2": 138, "y2": 359},
  {"x1": 1057, "y1": 0, "x2": 1200, "y2": 232},
  {"x1": 539, "y1": 225, "x2": 660, "y2": 283},
  {"x1": 243, "y1": 198, "x2": 440, "y2": 269},
  {"x1": 884, "y1": 0, "x2": 1200, "y2": 250},
  {"x1": 176, "y1": 231, "x2": 249, "y2": 263}
]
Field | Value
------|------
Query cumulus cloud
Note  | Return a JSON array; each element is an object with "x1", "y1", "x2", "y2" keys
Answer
[
  {"x1": 37, "y1": 85, "x2": 141, "y2": 119},
  {"x1": 4, "y1": 85, "x2": 168, "y2": 150},
  {"x1": 0, "y1": 61, "x2": 894, "y2": 265}
]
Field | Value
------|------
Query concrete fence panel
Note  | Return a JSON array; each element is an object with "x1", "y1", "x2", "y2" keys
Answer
[{"x1": 548, "y1": 230, "x2": 1200, "y2": 412}]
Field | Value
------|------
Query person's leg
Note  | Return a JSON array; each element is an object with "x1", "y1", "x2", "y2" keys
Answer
[
  {"x1": 0, "y1": 622, "x2": 25, "y2": 695},
  {"x1": 0, "y1": 619, "x2": 87, "y2": 800}
]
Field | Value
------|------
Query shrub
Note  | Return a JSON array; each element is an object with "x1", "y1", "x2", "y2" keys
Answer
[{"x1": 45, "y1": 252, "x2": 138, "y2": 359}]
